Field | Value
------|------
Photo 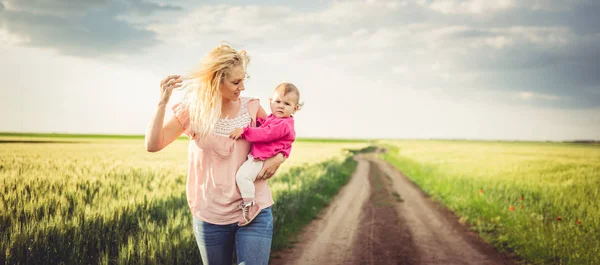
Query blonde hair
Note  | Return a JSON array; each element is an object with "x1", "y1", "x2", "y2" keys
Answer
[
  {"x1": 274, "y1": 83, "x2": 304, "y2": 110},
  {"x1": 181, "y1": 42, "x2": 250, "y2": 139}
]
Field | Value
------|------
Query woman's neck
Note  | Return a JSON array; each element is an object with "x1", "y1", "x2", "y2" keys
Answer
[
  {"x1": 221, "y1": 98, "x2": 240, "y2": 118},
  {"x1": 222, "y1": 98, "x2": 239, "y2": 108}
]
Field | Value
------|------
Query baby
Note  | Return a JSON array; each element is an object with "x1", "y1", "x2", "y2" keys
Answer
[{"x1": 229, "y1": 82, "x2": 302, "y2": 226}]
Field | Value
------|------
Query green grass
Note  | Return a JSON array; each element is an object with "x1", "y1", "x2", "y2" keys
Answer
[
  {"x1": 380, "y1": 140, "x2": 600, "y2": 265},
  {"x1": 0, "y1": 137, "x2": 363, "y2": 264}
]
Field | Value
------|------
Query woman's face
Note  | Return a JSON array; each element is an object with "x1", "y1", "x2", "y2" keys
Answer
[{"x1": 220, "y1": 65, "x2": 246, "y2": 102}]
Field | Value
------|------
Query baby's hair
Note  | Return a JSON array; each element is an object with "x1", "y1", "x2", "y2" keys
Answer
[{"x1": 274, "y1": 83, "x2": 304, "y2": 110}]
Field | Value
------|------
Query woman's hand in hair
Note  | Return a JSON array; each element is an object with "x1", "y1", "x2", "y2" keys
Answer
[{"x1": 159, "y1": 75, "x2": 183, "y2": 104}]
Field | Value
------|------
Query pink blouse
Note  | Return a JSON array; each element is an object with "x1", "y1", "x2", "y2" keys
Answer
[{"x1": 172, "y1": 97, "x2": 275, "y2": 225}]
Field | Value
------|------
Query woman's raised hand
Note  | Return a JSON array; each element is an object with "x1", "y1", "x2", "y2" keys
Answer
[{"x1": 159, "y1": 75, "x2": 183, "y2": 104}]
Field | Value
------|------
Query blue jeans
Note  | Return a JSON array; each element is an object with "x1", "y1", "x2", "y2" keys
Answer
[{"x1": 192, "y1": 207, "x2": 273, "y2": 265}]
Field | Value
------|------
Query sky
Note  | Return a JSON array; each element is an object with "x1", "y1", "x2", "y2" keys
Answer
[{"x1": 1, "y1": 0, "x2": 599, "y2": 141}]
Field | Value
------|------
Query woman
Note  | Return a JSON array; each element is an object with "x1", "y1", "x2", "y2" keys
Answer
[{"x1": 144, "y1": 43, "x2": 285, "y2": 265}]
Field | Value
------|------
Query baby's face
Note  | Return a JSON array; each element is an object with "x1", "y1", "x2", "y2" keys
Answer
[{"x1": 269, "y1": 91, "x2": 299, "y2": 118}]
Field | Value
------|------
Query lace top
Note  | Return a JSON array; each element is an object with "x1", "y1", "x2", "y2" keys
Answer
[{"x1": 213, "y1": 97, "x2": 253, "y2": 137}]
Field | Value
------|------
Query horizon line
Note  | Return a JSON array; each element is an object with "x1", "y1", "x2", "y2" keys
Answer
[{"x1": 1, "y1": 132, "x2": 598, "y2": 143}]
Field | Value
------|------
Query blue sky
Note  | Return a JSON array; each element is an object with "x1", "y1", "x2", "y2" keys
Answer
[{"x1": 1, "y1": 0, "x2": 599, "y2": 140}]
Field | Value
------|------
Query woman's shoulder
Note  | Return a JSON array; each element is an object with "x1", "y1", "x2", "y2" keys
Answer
[
  {"x1": 241, "y1": 96, "x2": 260, "y2": 105},
  {"x1": 241, "y1": 96, "x2": 261, "y2": 113}
]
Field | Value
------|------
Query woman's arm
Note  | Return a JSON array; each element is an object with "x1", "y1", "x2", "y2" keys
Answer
[
  {"x1": 145, "y1": 109, "x2": 184, "y2": 152},
  {"x1": 257, "y1": 153, "x2": 286, "y2": 180},
  {"x1": 145, "y1": 75, "x2": 185, "y2": 152}
]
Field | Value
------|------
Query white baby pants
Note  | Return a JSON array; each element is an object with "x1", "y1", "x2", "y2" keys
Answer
[{"x1": 236, "y1": 154, "x2": 265, "y2": 199}]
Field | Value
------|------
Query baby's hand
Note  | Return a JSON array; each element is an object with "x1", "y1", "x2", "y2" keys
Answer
[{"x1": 229, "y1": 128, "x2": 244, "y2": 140}]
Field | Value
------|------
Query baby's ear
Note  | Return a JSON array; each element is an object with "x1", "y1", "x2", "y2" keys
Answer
[{"x1": 295, "y1": 101, "x2": 304, "y2": 111}]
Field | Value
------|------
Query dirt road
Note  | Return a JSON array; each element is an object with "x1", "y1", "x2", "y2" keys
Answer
[{"x1": 270, "y1": 154, "x2": 515, "y2": 265}]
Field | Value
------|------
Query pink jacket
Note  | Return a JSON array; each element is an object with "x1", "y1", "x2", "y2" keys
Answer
[{"x1": 242, "y1": 114, "x2": 295, "y2": 160}]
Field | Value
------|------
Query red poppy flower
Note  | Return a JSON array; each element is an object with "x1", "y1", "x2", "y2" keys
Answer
[
  {"x1": 577, "y1": 220, "x2": 581, "y2": 225},
  {"x1": 509, "y1": 206, "x2": 515, "y2": 211},
  {"x1": 557, "y1": 216, "x2": 562, "y2": 221}
]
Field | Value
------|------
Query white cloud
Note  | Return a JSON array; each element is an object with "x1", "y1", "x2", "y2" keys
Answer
[
  {"x1": 528, "y1": 0, "x2": 590, "y2": 11},
  {"x1": 352, "y1": 28, "x2": 369, "y2": 38},
  {"x1": 0, "y1": 27, "x2": 30, "y2": 46},
  {"x1": 420, "y1": 0, "x2": 516, "y2": 14},
  {"x1": 287, "y1": 0, "x2": 402, "y2": 25},
  {"x1": 419, "y1": 0, "x2": 589, "y2": 14},
  {"x1": 2, "y1": 0, "x2": 180, "y2": 18},
  {"x1": 508, "y1": 27, "x2": 571, "y2": 47},
  {"x1": 1, "y1": 0, "x2": 98, "y2": 16},
  {"x1": 518, "y1": 91, "x2": 561, "y2": 101},
  {"x1": 469, "y1": 26, "x2": 572, "y2": 50},
  {"x1": 148, "y1": 5, "x2": 290, "y2": 46},
  {"x1": 483, "y1": 36, "x2": 514, "y2": 49},
  {"x1": 420, "y1": 25, "x2": 571, "y2": 50},
  {"x1": 392, "y1": 65, "x2": 408, "y2": 74},
  {"x1": 360, "y1": 28, "x2": 403, "y2": 49},
  {"x1": 148, "y1": 2, "x2": 414, "y2": 65}
]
